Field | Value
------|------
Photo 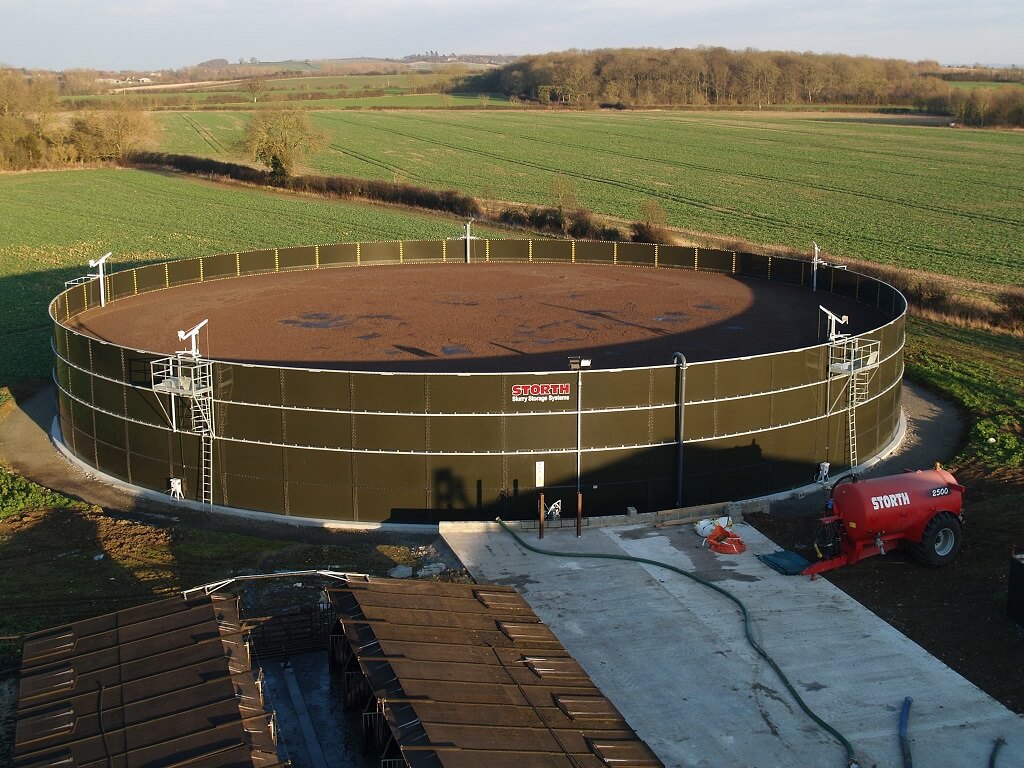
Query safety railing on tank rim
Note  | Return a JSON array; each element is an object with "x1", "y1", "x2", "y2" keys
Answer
[
  {"x1": 49, "y1": 238, "x2": 908, "y2": 374},
  {"x1": 51, "y1": 240, "x2": 909, "y2": 325}
]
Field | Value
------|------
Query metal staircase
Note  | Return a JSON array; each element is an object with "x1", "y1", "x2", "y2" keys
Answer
[
  {"x1": 151, "y1": 355, "x2": 215, "y2": 506},
  {"x1": 827, "y1": 337, "x2": 880, "y2": 468}
]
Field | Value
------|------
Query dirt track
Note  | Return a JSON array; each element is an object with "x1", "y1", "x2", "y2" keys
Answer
[{"x1": 69, "y1": 263, "x2": 883, "y2": 372}]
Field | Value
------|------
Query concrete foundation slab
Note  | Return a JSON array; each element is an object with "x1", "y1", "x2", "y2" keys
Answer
[{"x1": 441, "y1": 521, "x2": 1024, "y2": 768}]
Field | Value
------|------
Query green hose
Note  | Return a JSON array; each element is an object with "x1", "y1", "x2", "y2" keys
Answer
[{"x1": 496, "y1": 518, "x2": 859, "y2": 767}]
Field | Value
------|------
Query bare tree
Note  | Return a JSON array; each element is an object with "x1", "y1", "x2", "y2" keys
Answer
[
  {"x1": 243, "y1": 77, "x2": 266, "y2": 103},
  {"x1": 550, "y1": 174, "x2": 578, "y2": 214},
  {"x1": 631, "y1": 199, "x2": 671, "y2": 244},
  {"x1": 69, "y1": 102, "x2": 152, "y2": 161},
  {"x1": 237, "y1": 108, "x2": 325, "y2": 179},
  {"x1": 0, "y1": 69, "x2": 29, "y2": 117}
]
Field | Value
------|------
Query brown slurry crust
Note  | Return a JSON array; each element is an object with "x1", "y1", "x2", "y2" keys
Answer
[{"x1": 69, "y1": 263, "x2": 885, "y2": 372}]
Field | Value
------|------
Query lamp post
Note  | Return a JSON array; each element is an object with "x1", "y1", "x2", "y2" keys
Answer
[
  {"x1": 568, "y1": 356, "x2": 592, "y2": 495},
  {"x1": 672, "y1": 352, "x2": 686, "y2": 508}
]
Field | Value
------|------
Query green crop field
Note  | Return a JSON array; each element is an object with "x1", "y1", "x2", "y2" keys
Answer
[
  {"x1": 946, "y1": 80, "x2": 1024, "y2": 91},
  {"x1": 154, "y1": 112, "x2": 248, "y2": 154},
  {"x1": 151, "y1": 110, "x2": 1024, "y2": 285},
  {"x1": 905, "y1": 317, "x2": 1023, "y2": 471},
  {"x1": 0, "y1": 169, "x2": 506, "y2": 385},
  {"x1": 74, "y1": 72, "x2": 500, "y2": 110},
  {"x1": 251, "y1": 73, "x2": 444, "y2": 91}
]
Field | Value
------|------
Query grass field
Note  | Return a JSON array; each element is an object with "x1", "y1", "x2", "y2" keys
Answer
[
  {"x1": 73, "y1": 72, "x2": 504, "y2": 110},
  {"x1": 904, "y1": 317, "x2": 1023, "y2": 474},
  {"x1": 150, "y1": 110, "x2": 1024, "y2": 285},
  {"x1": 0, "y1": 169, "x2": 507, "y2": 385}
]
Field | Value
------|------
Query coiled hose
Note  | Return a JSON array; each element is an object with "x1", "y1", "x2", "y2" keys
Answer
[{"x1": 496, "y1": 518, "x2": 860, "y2": 768}]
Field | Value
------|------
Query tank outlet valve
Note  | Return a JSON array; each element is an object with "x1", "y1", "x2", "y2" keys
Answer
[{"x1": 875, "y1": 534, "x2": 886, "y2": 555}]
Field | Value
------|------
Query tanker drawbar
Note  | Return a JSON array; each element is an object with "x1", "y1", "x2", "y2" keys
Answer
[{"x1": 802, "y1": 469, "x2": 965, "y2": 576}]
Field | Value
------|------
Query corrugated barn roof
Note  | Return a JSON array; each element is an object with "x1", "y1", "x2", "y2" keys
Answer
[
  {"x1": 328, "y1": 577, "x2": 663, "y2": 768},
  {"x1": 13, "y1": 593, "x2": 279, "y2": 768}
]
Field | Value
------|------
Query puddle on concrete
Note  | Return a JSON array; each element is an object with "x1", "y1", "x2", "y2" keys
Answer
[
  {"x1": 357, "y1": 332, "x2": 381, "y2": 341},
  {"x1": 490, "y1": 573, "x2": 541, "y2": 590},
  {"x1": 442, "y1": 344, "x2": 470, "y2": 356},
  {"x1": 617, "y1": 528, "x2": 661, "y2": 540},
  {"x1": 696, "y1": 303, "x2": 723, "y2": 311},
  {"x1": 619, "y1": 527, "x2": 762, "y2": 583}
]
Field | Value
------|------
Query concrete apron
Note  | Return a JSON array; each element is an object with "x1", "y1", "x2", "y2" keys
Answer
[{"x1": 441, "y1": 521, "x2": 1024, "y2": 768}]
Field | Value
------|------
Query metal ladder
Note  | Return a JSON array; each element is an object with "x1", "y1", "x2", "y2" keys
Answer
[
  {"x1": 847, "y1": 364, "x2": 872, "y2": 467},
  {"x1": 828, "y1": 337, "x2": 880, "y2": 469},
  {"x1": 188, "y1": 362, "x2": 215, "y2": 507}
]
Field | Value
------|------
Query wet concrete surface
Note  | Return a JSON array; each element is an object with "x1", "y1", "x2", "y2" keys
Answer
[{"x1": 441, "y1": 520, "x2": 1024, "y2": 767}]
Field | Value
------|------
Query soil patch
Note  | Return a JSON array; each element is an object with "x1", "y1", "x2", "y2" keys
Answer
[
  {"x1": 68, "y1": 263, "x2": 884, "y2": 372},
  {"x1": 747, "y1": 386, "x2": 1024, "y2": 713}
]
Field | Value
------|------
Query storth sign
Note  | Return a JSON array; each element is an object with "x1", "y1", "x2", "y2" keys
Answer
[{"x1": 511, "y1": 383, "x2": 572, "y2": 403}]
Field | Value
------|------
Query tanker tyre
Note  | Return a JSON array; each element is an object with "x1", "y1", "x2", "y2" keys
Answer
[{"x1": 910, "y1": 512, "x2": 962, "y2": 567}]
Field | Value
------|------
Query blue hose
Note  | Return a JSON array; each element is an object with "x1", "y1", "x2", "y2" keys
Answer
[
  {"x1": 899, "y1": 696, "x2": 913, "y2": 768},
  {"x1": 496, "y1": 518, "x2": 859, "y2": 767},
  {"x1": 990, "y1": 736, "x2": 1006, "y2": 768}
]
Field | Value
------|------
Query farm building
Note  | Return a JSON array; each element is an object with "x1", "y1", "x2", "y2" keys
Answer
[
  {"x1": 12, "y1": 593, "x2": 279, "y2": 767},
  {"x1": 12, "y1": 575, "x2": 661, "y2": 767}
]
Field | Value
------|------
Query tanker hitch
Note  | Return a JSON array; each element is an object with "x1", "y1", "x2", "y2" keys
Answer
[{"x1": 801, "y1": 468, "x2": 965, "y2": 577}]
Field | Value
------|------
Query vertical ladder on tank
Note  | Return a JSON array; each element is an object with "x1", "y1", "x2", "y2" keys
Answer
[
  {"x1": 151, "y1": 356, "x2": 215, "y2": 507},
  {"x1": 828, "y1": 337, "x2": 880, "y2": 469},
  {"x1": 189, "y1": 362, "x2": 215, "y2": 507}
]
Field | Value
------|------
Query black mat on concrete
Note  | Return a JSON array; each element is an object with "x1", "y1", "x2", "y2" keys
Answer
[{"x1": 757, "y1": 550, "x2": 812, "y2": 575}]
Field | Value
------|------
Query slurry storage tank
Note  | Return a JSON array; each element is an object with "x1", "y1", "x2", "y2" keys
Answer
[{"x1": 51, "y1": 239, "x2": 905, "y2": 523}]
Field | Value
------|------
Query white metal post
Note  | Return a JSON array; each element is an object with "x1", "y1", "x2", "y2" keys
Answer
[
  {"x1": 576, "y1": 365, "x2": 582, "y2": 494},
  {"x1": 465, "y1": 219, "x2": 472, "y2": 263},
  {"x1": 169, "y1": 358, "x2": 178, "y2": 432},
  {"x1": 812, "y1": 241, "x2": 820, "y2": 293},
  {"x1": 89, "y1": 252, "x2": 112, "y2": 307},
  {"x1": 569, "y1": 357, "x2": 591, "y2": 494},
  {"x1": 673, "y1": 352, "x2": 687, "y2": 508}
]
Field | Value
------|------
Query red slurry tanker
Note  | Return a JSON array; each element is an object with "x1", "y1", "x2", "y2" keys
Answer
[{"x1": 803, "y1": 468, "x2": 965, "y2": 576}]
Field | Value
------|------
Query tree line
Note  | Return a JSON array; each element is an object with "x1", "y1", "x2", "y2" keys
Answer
[
  {"x1": 462, "y1": 47, "x2": 1024, "y2": 126},
  {"x1": 0, "y1": 69, "x2": 151, "y2": 169}
]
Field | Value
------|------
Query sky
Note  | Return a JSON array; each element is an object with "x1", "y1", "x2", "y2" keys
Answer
[{"x1": 1, "y1": 0, "x2": 1020, "y2": 71}]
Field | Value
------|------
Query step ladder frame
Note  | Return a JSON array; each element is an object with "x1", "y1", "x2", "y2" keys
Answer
[{"x1": 825, "y1": 337, "x2": 881, "y2": 468}]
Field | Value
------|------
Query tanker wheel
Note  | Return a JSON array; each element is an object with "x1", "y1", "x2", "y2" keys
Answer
[{"x1": 910, "y1": 512, "x2": 962, "y2": 566}]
